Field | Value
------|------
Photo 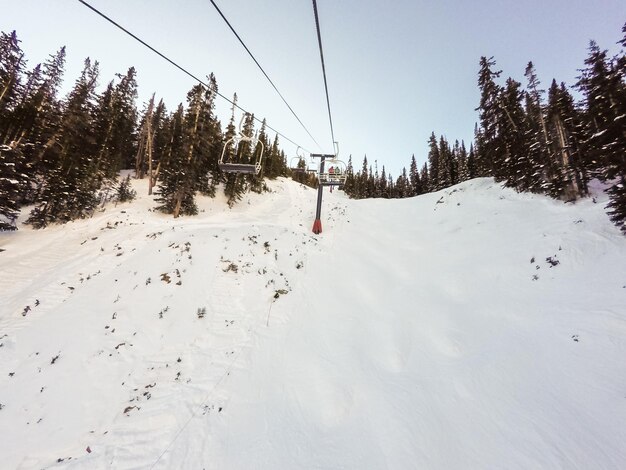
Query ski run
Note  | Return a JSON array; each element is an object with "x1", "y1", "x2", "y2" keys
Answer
[{"x1": 1, "y1": 177, "x2": 626, "y2": 469}]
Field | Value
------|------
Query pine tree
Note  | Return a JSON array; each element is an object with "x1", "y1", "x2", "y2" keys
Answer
[
  {"x1": 188, "y1": 76, "x2": 221, "y2": 197},
  {"x1": 168, "y1": 80, "x2": 221, "y2": 216},
  {"x1": 467, "y1": 143, "x2": 477, "y2": 179},
  {"x1": 342, "y1": 155, "x2": 355, "y2": 195},
  {"x1": 3, "y1": 45, "x2": 66, "y2": 153},
  {"x1": 4, "y1": 63, "x2": 43, "y2": 145},
  {"x1": 522, "y1": 61, "x2": 552, "y2": 193},
  {"x1": 0, "y1": 31, "x2": 26, "y2": 144},
  {"x1": 379, "y1": 165, "x2": 388, "y2": 197},
  {"x1": 604, "y1": 26, "x2": 626, "y2": 231},
  {"x1": 387, "y1": 173, "x2": 395, "y2": 198},
  {"x1": 372, "y1": 161, "x2": 380, "y2": 197},
  {"x1": 437, "y1": 135, "x2": 452, "y2": 189},
  {"x1": 364, "y1": 164, "x2": 373, "y2": 198},
  {"x1": 0, "y1": 144, "x2": 28, "y2": 229},
  {"x1": 472, "y1": 122, "x2": 488, "y2": 177},
  {"x1": 90, "y1": 67, "x2": 138, "y2": 194},
  {"x1": 92, "y1": 80, "x2": 117, "y2": 183},
  {"x1": 356, "y1": 155, "x2": 368, "y2": 198},
  {"x1": 546, "y1": 80, "x2": 588, "y2": 198},
  {"x1": 499, "y1": 77, "x2": 529, "y2": 190},
  {"x1": 27, "y1": 58, "x2": 100, "y2": 227},
  {"x1": 420, "y1": 163, "x2": 429, "y2": 193},
  {"x1": 156, "y1": 104, "x2": 194, "y2": 215},
  {"x1": 23, "y1": 47, "x2": 66, "y2": 204},
  {"x1": 426, "y1": 132, "x2": 439, "y2": 191},
  {"x1": 457, "y1": 140, "x2": 469, "y2": 183},
  {"x1": 203, "y1": 74, "x2": 222, "y2": 195},
  {"x1": 450, "y1": 140, "x2": 460, "y2": 185},
  {"x1": 577, "y1": 42, "x2": 625, "y2": 176},
  {"x1": 408, "y1": 154, "x2": 421, "y2": 195},
  {"x1": 476, "y1": 56, "x2": 504, "y2": 178},
  {"x1": 395, "y1": 167, "x2": 409, "y2": 198},
  {"x1": 112, "y1": 67, "x2": 139, "y2": 171},
  {"x1": 149, "y1": 99, "x2": 169, "y2": 191},
  {"x1": 577, "y1": 39, "x2": 626, "y2": 227},
  {"x1": 116, "y1": 174, "x2": 136, "y2": 202},
  {"x1": 135, "y1": 93, "x2": 155, "y2": 180}
]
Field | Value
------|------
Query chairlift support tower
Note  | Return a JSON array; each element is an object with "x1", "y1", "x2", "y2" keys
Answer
[{"x1": 310, "y1": 151, "x2": 346, "y2": 234}]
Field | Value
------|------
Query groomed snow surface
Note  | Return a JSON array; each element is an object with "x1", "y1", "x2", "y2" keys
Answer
[{"x1": 1, "y1": 177, "x2": 625, "y2": 469}]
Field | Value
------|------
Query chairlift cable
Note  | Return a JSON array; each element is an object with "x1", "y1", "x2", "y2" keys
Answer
[
  {"x1": 208, "y1": 0, "x2": 323, "y2": 152},
  {"x1": 77, "y1": 0, "x2": 312, "y2": 153},
  {"x1": 311, "y1": 0, "x2": 337, "y2": 152}
]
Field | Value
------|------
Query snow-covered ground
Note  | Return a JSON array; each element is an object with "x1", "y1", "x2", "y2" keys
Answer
[{"x1": 1, "y1": 177, "x2": 625, "y2": 469}]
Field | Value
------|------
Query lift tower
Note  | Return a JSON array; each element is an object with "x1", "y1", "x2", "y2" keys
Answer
[{"x1": 310, "y1": 153, "x2": 347, "y2": 234}]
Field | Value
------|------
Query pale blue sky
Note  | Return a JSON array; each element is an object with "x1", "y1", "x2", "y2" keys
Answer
[{"x1": 2, "y1": 0, "x2": 626, "y2": 176}]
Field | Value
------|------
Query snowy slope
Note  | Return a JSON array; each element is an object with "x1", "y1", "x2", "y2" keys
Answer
[{"x1": 1, "y1": 177, "x2": 625, "y2": 469}]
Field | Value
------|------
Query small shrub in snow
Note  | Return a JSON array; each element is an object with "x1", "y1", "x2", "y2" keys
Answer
[
  {"x1": 117, "y1": 175, "x2": 137, "y2": 203},
  {"x1": 546, "y1": 256, "x2": 560, "y2": 267}
]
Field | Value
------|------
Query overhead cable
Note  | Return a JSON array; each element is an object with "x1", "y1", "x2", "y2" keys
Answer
[
  {"x1": 77, "y1": 0, "x2": 311, "y2": 152},
  {"x1": 208, "y1": 0, "x2": 322, "y2": 151},
  {"x1": 311, "y1": 0, "x2": 336, "y2": 151}
]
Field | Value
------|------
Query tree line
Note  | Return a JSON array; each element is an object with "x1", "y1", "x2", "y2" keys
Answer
[
  {"x1": 0, "y1": 30, "x2": 292, "y2": 230},
  {"x1": 343, "y1": 23, "x2": 626, "y2": 234},
  {"x1": 2, "y1": 25, "x2": 625, "y2": 233}
]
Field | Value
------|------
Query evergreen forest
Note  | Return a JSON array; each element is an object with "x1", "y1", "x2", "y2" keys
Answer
[
  {"x1": 1, "y1": 24, "x2": 625, "y2": 233},
  {"x1": 0, "y1": 30, "x2": 294, "y2": 231},
  {"x1": 342, "y1": 23, "x2": 626, "y2": 234}
]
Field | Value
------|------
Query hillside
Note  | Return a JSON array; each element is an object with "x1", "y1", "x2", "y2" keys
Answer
[{"x1": 1, "y1": 177, "x2": 625, "y2": 469}]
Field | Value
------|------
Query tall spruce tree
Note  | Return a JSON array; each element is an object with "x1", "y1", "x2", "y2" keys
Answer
[
  {"x1": 522, "y1": 62, "x2": 552, "y2": 193},
  {"x1": 476, "y1": 56, "x2": 503, "y2": 178},
  {"x1": 498, "y1": 77, "x2": 529, "y2": 190},
  {"x1": 395, "y1": 167, "x2": 409, "y2": 198},
  {"x1": 426, "y1": 132, "x2": 439, "y2": 191},
  {"x1": 342, "y1": 155, "x2": 355, "y2": 195},
  {"x1": 437, "y1": 135, "x2": 452, "y2": 189},
  {"x1": 420, "y1": 162, "x2": 429, "y2": 193},
  {"x1": 155, "y1": 104, "x2": 194, "y2": 215},
  {"x1": 0, "y1": 144, "x2": 28, "y2": 229},
  {"x1": 409, "y1": 154, "x2": 421, "y2": 195},
  {"x1": 577, "y1": 40, "x2": 626, "y2": 228},
  {"x1": 546, "y1": 80, "x2": 588, "y2": 199},
  {"x1": 149, "y1": 99, "x2": 169, "y2": 191},
  {"x1": 457, "y1": 140, "x2": 470, "y2": 183},
  {"x1": 27, "y1": 58, "x2": 100, "y2": 227},
  {"x1": 379, "y1": 165, "x2": 388, "y2": 197},
  {"x1": 187, "y1": 75, "x2": 221, "y2": 197},
  {"x1": 357, "y1": 155, "x2": 368, "y2": 198},
  {"x1": 24, "y1": 47, "x2": 66, "y2": 204},
  {"x1": 0, "y1": 31, "x2": 26, "y2": 144},
  {"x1": 467, "y1": 143, "x2": 477, "y2": 179}
]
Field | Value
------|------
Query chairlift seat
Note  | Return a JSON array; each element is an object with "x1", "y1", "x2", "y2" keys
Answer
[
  {"x1": 318, "y1": 173, "x2": 347, "y2": 186},
  {"x1": 219, "y1": 162, "x2": 260, "y2": 175}
]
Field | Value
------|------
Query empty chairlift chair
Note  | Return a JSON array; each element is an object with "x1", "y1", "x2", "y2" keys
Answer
[
  {"x1": 219, "y1": 118, "x2": 264, "y2": 175},
  {"x1": 290, "y1": 147, "x2": 312, "y2": 174}
]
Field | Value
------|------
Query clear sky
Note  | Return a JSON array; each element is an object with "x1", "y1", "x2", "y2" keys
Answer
[{"x1": 3, "y1": 0, "x2": 626, "y2": 176}]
